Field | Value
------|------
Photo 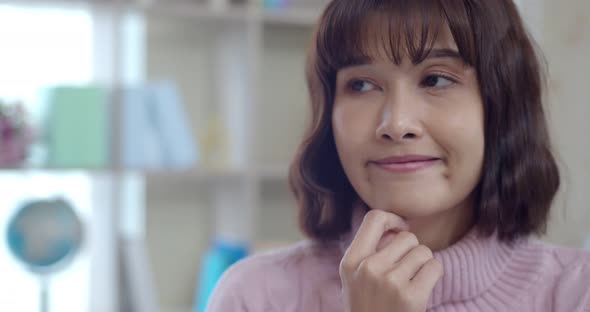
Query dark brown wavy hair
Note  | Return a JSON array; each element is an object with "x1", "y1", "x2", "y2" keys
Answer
[{"x1": 288, "y1": 0, "x2": 560, "y2": 243}]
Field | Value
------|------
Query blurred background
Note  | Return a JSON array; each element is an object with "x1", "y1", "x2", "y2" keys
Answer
[{"x1": 0, "y1": 0, "x2": 587, "y2": 311}]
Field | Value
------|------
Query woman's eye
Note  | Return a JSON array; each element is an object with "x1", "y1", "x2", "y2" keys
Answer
[
  {"x1": 421, "y1": 74, "x2": 455, "y2": 88},
  {"x1": 348, "y1": 79, "x2": 377, "y2": 92}
]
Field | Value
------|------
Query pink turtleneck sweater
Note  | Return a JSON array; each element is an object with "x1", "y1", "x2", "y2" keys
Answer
[{"x1": 207, "y1": 215, "x2": 590, "y2": 311}]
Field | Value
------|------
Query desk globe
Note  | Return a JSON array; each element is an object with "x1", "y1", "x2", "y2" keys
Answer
[{"x1": 6, "y1": 198, "x2": 83, "y2": 312}]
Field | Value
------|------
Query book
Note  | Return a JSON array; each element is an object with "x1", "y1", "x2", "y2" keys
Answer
[
  {"x1": 120, "y1": 81, "x2": 197, "y2": 169},
  {"x1": 148, "y1": 81, "x2": 198, "y2": 169},
  {"x1": 44, "y1": 86, "x2": 109, "y2": 168},
  {"x1": 120, "y1": 86, "x2": 163, "y2": 168}
]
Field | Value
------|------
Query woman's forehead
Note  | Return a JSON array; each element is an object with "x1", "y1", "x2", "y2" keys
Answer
[
  {"x1": 318, "y1": 2, "x2": 476, "y2": 71},
  {"x1": 353, "y1": 18, "x2": 459, "y2": 66}
]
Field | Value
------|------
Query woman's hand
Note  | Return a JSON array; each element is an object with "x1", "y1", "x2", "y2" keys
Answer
[{"x1": 339, "y1": 209, "x2": 443, "y2": 312}]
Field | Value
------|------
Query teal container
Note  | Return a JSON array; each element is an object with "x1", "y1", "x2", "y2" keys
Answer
[{"x1": 194, "y1": 239, "x2": 248, "y2": 312}]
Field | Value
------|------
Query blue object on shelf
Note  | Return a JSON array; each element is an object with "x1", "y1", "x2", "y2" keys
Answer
[
  {"x1": 121, "y1": 81, "x2": 198, "y2": 169},
  {"x1": 194, "y1": 239, "x2": 249, "y2": 312}
]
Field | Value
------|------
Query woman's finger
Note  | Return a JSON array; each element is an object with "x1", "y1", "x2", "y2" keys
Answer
[
  {"x1": 409, "y1": 258, "x2": 444, "y2": 294},
  {"x1": 343, "y1": 209, "x2": 409, "y2": 271},
  {"x1": 389, "y1": 245, "x2": 434, "y2": 282},
  {"x1": 359, "y1": 231, "x2": 420, "y2": 275}
]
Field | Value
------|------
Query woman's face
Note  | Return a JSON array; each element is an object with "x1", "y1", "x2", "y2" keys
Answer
[{"x1": 332, "y1": 29, "x2": 484, "y2": 220}]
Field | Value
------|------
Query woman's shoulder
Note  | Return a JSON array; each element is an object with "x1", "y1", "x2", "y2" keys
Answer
[
  {"x1": 205, "y1": 239, "x2": 342, "y2": 311},
  {"x1": 223, "y1": 239, "x2": 342, "y2": 279},
  {"x1": 527, "y1": 238, "x2": 590, "y2": 311},
  {"x1": 528, "y1": 238, "x2": 590, "y2": 269}
]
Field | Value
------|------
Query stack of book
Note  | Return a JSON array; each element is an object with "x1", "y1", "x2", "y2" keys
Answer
[{"x1": 43, "y1": 81, "x2": 198, "y2": 170}]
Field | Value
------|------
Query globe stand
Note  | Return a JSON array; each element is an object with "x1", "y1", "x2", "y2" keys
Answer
[{"x1": 40, "y1": 276, "x2": 50, "y2": 312}]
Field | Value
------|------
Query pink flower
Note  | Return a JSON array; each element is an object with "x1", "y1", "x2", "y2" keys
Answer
[{"x1": 0, "y1": 101, "x2": 34, "y2": 168}]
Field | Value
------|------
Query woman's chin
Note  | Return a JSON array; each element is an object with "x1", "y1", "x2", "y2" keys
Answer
[{"x1": 371, "y1": 200, "x2": 443, "y2": 220}]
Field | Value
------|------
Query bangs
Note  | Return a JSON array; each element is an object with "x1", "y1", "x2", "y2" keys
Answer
[{"x1": 316, "y1": 0, "x2": 476, "y2": 71}]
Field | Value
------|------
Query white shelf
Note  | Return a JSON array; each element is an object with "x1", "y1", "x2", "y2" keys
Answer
[
  {"x1": 0, "y1": 0, "x2": 250, "y2": 22},
  {"x1": 0, "y1": 0, "x2": 319, "y2": 27},
  {"x1": 143, "y1": 164, "x2": 289, "y2": 181},
  {"x1": 0, "y1": 165, "x2": 289, "y2": 181},
  {"x1": 0, "y1": 0, "x2": 129, "y2": 10},
  {"x1": 140, "y1": 1, "x2": 251, "y2": 23},
  {"x1": 144, "y1": 166, "x2": 249, "y2": 181},
  {"x1": 162, "y1": 308, "x2": 190, "y2": 312},
  {"x1": 0, "y1": 167, "x2": 128, "y2": 175}
]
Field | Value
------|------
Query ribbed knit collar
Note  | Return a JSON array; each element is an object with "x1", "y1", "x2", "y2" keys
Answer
[{"x1": 338, "y1": 206, "x2": 547, "y2": 309}]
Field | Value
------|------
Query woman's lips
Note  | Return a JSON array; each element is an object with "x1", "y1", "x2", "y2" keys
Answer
[{"x1": 371, "y1": 155, "x2": 441, "y2": 173}]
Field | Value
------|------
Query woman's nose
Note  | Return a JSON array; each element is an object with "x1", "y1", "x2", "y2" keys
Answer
[{"x1": 375, "y1": 92, "x2": 424, "y2": 143}]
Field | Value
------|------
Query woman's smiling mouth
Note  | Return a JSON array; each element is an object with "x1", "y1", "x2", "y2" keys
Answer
[{"x1": 371, "y1": 155, "x2": 442, "y2": 173}]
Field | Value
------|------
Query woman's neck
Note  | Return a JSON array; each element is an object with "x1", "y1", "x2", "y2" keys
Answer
[
  {"x1": 351, "y1": 197, "x2": 475, "y2": 252},
  {"x1": 405, "y1": 200, "x2": 475, "y2": 251}
]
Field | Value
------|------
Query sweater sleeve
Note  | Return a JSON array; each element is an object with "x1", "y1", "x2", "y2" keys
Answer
[{"x1": 205, "y1": 256, "x2": 268, "y2": 312}]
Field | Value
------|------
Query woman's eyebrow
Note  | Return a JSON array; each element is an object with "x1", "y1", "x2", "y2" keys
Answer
[
  {"x1": 426, "y1": 48, "x2": 462, "y2": 60},
  {"x1": 338, "y1": 48, "x2": 463, "y2": 72},
  {"x1": 342, "y1": 48, "x2": 462, "y2": 68},
  {"x1": 341, "y1": 56, "x2": 375, "y2": 69}
]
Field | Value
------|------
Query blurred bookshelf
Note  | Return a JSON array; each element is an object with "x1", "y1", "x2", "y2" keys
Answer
[{"x1": 0, "y1": 0, "x2": 316, "y2": 311}]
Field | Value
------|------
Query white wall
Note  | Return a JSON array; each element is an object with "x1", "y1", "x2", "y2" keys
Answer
[{"x1": 541, "y1": 0, "x2": 590, "y2": 247}]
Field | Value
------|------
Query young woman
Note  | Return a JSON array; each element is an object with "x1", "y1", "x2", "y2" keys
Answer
[{"x1": 207, "y1": 1, "x2": 590, "y2": 311}]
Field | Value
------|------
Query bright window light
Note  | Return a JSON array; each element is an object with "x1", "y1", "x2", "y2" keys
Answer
[
  {"x1": 0, "y1": 5, "x2": 95, "y2": 312},
  {"x1": 0, "y1": 5, "x2": 93, "y2": 110}
]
